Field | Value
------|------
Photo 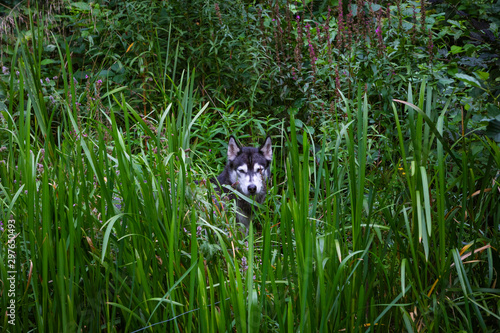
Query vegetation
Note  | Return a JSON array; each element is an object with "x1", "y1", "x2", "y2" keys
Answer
[{"x1": 1, "y1": 0, "x2": 499, "y2": 332}]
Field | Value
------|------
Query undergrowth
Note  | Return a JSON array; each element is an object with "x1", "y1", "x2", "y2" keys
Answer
[{"x1": 0, "y1": 1, "x2": 499, "y2": 332}]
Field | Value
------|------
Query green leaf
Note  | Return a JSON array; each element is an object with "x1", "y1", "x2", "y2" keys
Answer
[
  {"x1": 464, "y1": 43, "x2": 476, "y2": 54},
  {"x1": 450, "y1": 45, "x2": 463, "y2": 54},
  {"x1": 110, "y1": 62, "x2": 124, "y2": 73},
  {"x1": 438, "y1": 77, "x2": 454, "y2": 86},
  {"x1": 402, "y1": 22, "x2": 413, "y2": 31},
  {"x1": 294, "y1": 118, "x2": 304, "y2": 128},
  {"x1": 100, "y1": 214, "x2": 127, "y2": 262},
  {"x1": 71, "y1": 2, "x2": 91, "y2": 11},
  {"x1": 475, "y1": 71, "x2": 489, "y2": 81},
  {"x1": 112, "y1": 74, "x2": 126, "y2": 84},
  {"x1": 97, "y1": 69, "x2": 112, "y2": 78},
  {"x1": 484, "y1": 119, "x2": 500, "y2": 142},
  {"x1": 40, "y1": 59, "x2": 56, "y2": 65},
  {"x1": 455, "y1": 73, "x2": 481, "y2": 88},
  {"x1": 487, "y1": 104, "x2": 500, "y2": 117}
]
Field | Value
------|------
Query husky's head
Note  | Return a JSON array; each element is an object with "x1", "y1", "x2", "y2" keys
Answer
[{"x1": 227, "y1": 136, "x2": 272, "y2": 197}]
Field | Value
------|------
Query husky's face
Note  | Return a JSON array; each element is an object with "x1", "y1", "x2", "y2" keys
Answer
[{"x1": 227, "y1": 136, "x2": 272, "y2": 197}]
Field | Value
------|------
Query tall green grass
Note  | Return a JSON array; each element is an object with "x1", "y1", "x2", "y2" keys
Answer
[{"x1": 1, "y1": 25, "x2": 499, "y2": 333}]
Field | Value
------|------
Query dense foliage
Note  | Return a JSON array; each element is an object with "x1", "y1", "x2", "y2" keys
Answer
[{"x1": 1, "y1": 0, "x2": 499, "y2": 332}]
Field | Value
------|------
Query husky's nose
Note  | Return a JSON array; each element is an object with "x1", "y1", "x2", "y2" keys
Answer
[{"x1": 248, "y1": 184, "x2": 257, "y2": 194}]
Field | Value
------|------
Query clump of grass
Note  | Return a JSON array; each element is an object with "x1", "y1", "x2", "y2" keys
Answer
[{"x1": 1, "y1": 6, "x2": 499, "y2": 333}]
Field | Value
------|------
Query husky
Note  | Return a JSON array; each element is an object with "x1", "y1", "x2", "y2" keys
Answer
[{"x1": 212, "y1": 136, "x2": 273, "y2": 229}]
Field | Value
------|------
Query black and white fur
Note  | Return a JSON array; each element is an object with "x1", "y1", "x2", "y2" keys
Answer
[{"x1": 213, "y1": 136, "x2": 272, "y2": 229}]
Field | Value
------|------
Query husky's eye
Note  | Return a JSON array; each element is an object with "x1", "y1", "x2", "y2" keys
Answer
[
  {"x1": 257, "y1": 167, "x2": 264, "y2": 173},
  {"x1": 238, "y1": 169, "x2": 246, "y2": 174}
]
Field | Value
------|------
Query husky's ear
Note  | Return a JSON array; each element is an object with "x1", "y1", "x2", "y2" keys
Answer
[
  {"x1": 227, "y1": 136, "x2": 241, "y2": 161},
  {"x1": 260, "y1": 136, "x2": 272, "y2": 161}
]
